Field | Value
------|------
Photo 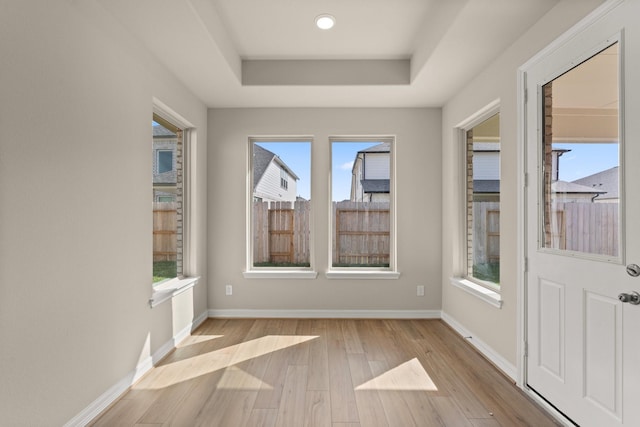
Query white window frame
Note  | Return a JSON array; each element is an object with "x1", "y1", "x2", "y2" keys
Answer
[
  {"x1": 326, "y1": 136, "x2": 400, "y2": 280},
  {"x1": 149, "y1": 99, "x2": 199, "y2": 307},
  {"x1": 244, "y1": 136, "x2": 317, "y2": 279},
  {"x1": 451, "y1": 101, "x2": 502, "y2": 307}
]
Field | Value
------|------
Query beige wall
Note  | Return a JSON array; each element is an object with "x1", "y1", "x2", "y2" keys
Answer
[
  {"x1": 208, "y1": 108, "x2": 442, "y2": 312},
  {"x1": 0, "y1": 1, "x2": 208, "y2": 425},
  {"x1": 441, "y1": 0, "x2": 605, "y2": 367}
]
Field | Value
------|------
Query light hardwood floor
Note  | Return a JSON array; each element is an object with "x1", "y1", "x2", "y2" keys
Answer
[{"x1": 91, "y1": 319, "x2": 560, "y2": 426}]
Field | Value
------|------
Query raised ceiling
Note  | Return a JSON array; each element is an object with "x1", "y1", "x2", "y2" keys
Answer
[{"x1": 97, "y1": 0, "x2": 561, "y2": 108}]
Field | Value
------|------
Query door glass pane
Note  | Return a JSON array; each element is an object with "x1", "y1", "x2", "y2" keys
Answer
[{"x1": 541, "y1": 43, "x2": 620, "y2": 257}]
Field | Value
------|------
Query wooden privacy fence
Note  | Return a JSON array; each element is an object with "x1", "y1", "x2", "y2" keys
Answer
[
  {"x1": 252, "y1": 200, "x2": 390, "y2": 266},
  {"x1": 333, "y1": 201, "x2": 390, "y2": 266},
  {"x1": 473, "y1": 202, "x2": 500, "y2": 266},
  {"x1": 153, "y1": 202, "x2": 177, "y2": 261},
  {"x1": 472, "y1": 201, "x2": 619, "y2": 265},
  {"x1": 253, "y1": 201, "x2": 311, "y2": 265},
  {"x1": 549, "y1": 202, "x2": 619, "y2": 256}
]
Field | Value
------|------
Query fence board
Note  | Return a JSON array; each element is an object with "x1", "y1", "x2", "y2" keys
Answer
[
  {"x1": 333, "y1": 201, "x2": 390, "y2": 266},
  {"x1": 549, "y1": 202, "x2": 619, "y2": 256},
  {"x1": 153, "y1": 202, "x2": 177, "y2": 261}
]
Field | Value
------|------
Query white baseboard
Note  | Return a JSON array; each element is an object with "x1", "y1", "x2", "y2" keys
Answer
[
  {"x1": 207, "y1": 309, "x2": 441, "y2": 319},
  {"x1": 441, "y1": 311, "x2": 517, "y2": 381},
  {"x1": 64, "y1": 310, "x2": 209, "y2": 427}
]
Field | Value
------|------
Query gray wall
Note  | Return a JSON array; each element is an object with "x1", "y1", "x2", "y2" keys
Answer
[
  {"x1": 0, "y1": 2, "x2": 208, "y2": 424},
  {"x1": 208, "y1": 108, "x2": 442, "y2": 313},
  {"x1": 441, "y1": 0, "x2": 605, "y2": 367}
]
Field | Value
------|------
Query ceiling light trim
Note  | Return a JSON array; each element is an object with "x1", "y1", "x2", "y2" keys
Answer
[{"x1": 315, "y1": 14, "x2": 335, "y2": 30}]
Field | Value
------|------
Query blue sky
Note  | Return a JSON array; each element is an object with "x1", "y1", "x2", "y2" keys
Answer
[
  {"x1": 554, "y1": 143, "x2": 619, "y2": 181},
  {"x1": 254, "y1": 141, "x2": 380, "y2": 201},
  {"x1": 331, "y1": 142, "x2": 380, "y2": 201}
]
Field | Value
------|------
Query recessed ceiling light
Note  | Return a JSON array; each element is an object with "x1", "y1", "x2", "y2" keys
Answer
[{"x1": 315, "y1": 14, "x2": 335, "y2": 30}]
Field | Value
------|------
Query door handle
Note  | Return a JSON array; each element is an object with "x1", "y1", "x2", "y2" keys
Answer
[
  {"x1": 626, "y1": 264, "x2": 640, "y2": 277},
  {"x1": 618, "y1": 291, "x2": 640, "y2": 305}
]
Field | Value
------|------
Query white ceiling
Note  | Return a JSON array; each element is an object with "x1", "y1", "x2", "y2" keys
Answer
[{"x1": 98, "y1": 0, "x2": 561, "y2": 108}]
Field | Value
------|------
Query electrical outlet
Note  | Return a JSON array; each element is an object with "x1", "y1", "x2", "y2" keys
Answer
[
  {"x1": 417, "y1": 285, "x2": 425, "y2": 297},
  {"x1": 225, "y1": 285, "x2": 233, "y2": 296}
]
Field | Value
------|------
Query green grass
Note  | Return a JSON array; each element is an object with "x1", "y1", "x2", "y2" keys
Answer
[
  {"x1": 473, "y1": 262, "x2": 500, "y2": 284},
  {"x1": 153, "y1": 261, "x2": 177, "y2": 283},
  {"x1": 253, "y1": 262, "x2": 311, "y2": 268},
  {"x1": 332, "y1": 263, "x2": 390, "y2": 268}
]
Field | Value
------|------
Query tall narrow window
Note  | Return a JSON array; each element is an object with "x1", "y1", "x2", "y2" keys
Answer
[
  {"x1": 152, "y1": 114, "x2": 182, "y2": 283},
  {"x1": 466, "y1": 113, "x2": 500, "y2": 285},
  {"x1": 250, "y1": 139, "x2": 311, "y2": 269},
  {"x1": 331, "y1": 138, "x2": 394, "y2": 269}
]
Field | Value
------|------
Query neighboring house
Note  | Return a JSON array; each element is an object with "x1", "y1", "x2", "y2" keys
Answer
[
  {"x1": 152, "y1": 124, "x2": 178, "y2": 202},
  {"x1": 350, "y1": 142, "x2": 390, "y2": 202},
  {"x1": 571, "y1": 166, "x2": 619, "y2": 203},
  {"x1": 550, "y1": 148, "x2": 609, "y2": 202},
  {"x1": 550, "y1": 180, "x2": 606, "y2": 202},
  {"x1": 472, "y1": 146, "x2": 607, "y2": 203},
  {"x1": 253, "y1": 144, "x2": 299, "y2": 203},
  {"x1": 472, "y1": 142, "x2": 500, "y2": 202}
]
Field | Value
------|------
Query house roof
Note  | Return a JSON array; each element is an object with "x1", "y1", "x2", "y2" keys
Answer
[
  {"x1": 473, "y1": 180, "x2": 500, "y2": 193},
  {"x1": 358, "y1": 142, "x2": 390, "y2": 154},
  {"x1": 253, "y1": 144, "x2": 299, "y2": 190},
  {"x1": 571, "y1": 166, "x2": 619, "y2": 200},
  {"x1": 152, "y1": 124, "x2": 176, "y2": 138},
  {"x1": 551, "y1": 180, "x2": 607, "y2": 194},
  {"x1": 361, "y1": 179, "x2": 390, "y2": 193}
]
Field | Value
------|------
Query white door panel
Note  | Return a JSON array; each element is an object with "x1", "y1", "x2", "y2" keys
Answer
[{"x1": 525, "y1": 1, "x2": 640, "y2": 426}]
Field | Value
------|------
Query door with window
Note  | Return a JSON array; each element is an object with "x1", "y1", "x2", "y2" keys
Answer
[{"x1": 524, "y1": 3, "x2": 640, "y2": 426}]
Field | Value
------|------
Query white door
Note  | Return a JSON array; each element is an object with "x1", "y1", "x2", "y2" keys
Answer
[{"x1": 525, "y1": 2, "x2": 640, "y2": 426}]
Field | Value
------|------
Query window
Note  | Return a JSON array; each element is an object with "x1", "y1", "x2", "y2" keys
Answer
[
  {"x1": 466, "y1": 113, "x2": 500, "y2": 286},
  {"x1": 541, "y1": 43, "x2": 620, "y2": 259},
  {"x1": 280, "y1": 167, "x2": 289, "y2": 190},
  {"x1": 152, "y1": 114, "x2": 182, "y2": 283},
  {"x1": 249, "y1": 139, "x2": 311, "y2": 270},
  {"x1": 157, "y1": 150, "x2": 173, "y2": 174},
  {"x1": 330, "y1": 137, "x2": 395, "y2": 271}
]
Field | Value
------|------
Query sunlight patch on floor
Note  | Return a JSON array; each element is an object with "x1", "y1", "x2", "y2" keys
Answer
[
  {"x1": 135, "y1": 335, "x2": 318, "y2": 390},
  {"x1": 355, "y1": 358, "x2": 438, "y2": 391},
  {"x1": 178, "y1": 335, "x2": 224, "y2": 347}
]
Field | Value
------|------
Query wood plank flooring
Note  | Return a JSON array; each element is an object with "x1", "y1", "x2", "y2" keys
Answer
[{"x1": 90, "y1": 319, "x2": 560, "y2": 426}]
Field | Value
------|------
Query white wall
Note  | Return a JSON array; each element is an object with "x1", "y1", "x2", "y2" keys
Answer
[
  {"x1": 441, "y1": 0, "x2": 605, "y2": 368},
  {"x1": 0, "y1": 1, "x2": 208, "y2": 425},
  {"x1": 208, "y1": 108, "x2": 441, "y2": 313}
]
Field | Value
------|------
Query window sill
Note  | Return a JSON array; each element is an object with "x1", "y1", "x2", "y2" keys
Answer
[
  {"x1": 325, "y1": 270, "x2": 401, "y2": 280},
  {"x1": 243, "y1": 270, "x2": 318, "y2": 279},
  {"x1": 450, "y1": 277, "x2": 502, "y2": 308},
  {"x1": 149, "y1": 276, "x2": 200, "y2": 308}
]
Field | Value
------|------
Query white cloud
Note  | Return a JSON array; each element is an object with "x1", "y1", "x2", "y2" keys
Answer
[{"x1": 340, "y1": 161, "x2": 354, "y2": 170}]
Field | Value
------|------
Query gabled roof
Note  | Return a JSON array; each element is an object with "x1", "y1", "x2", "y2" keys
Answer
[
  {"x1": 152, "y1": 124, "x2": 176, "y2": 138},
  {"x1": 361, "y1": 179, "x2": 390, "y2": 193},
  {"x1": 358, "y1": 142, "x2": 390, "y2": 154},
  {"x1": 253, "y1": 144, "x2": 299, "y2": 190},
  {"x1": 552, "y1": 180, "x2": 606, "y2": 194},
  {"x1": 571, "y1": 166, "x2": 619, "y2": 200}
]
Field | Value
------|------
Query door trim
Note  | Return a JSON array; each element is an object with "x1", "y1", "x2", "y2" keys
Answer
[{"x1": 516, "y1": 0, "x2": 624, "y2": 423}]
